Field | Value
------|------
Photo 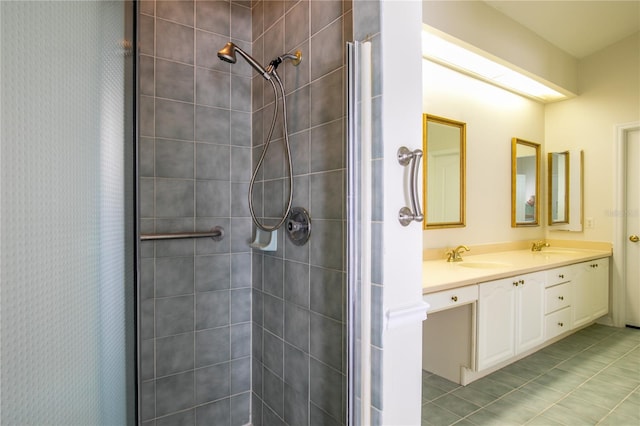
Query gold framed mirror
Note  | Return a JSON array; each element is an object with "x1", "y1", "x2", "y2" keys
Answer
[
  {"x1": 511, "y1": 138, "x2": 540, "y2": 227},
  {"x1": 548, "y1": 151, "x2": 570, "y2": 225},
  {"x1": 423, "y1": 114, "x2": 466, "y2": 229}
]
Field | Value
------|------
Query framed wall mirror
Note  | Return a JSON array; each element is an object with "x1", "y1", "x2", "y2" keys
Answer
[
  {"x1": 511, "y1": 138, "x2": 540, "y2": 227},
  {"x1": 548, "y1": 151, "x2": 569, "y2": 224},
  {"x1": 423, "y1": 114, "x2": 466, "y2": 229},
  {"x1": 548, "y1": 149, "x2": 584, "y2": 231}
]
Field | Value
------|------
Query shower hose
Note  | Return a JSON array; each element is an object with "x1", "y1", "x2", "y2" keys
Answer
[{"x1": 247, "y1": 69, "x2": 294, "y2": 232}]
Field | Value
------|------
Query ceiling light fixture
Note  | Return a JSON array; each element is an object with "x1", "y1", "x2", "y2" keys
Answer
[{"x1": 422, "y1": 29, "x2": 569, "y2": 103}]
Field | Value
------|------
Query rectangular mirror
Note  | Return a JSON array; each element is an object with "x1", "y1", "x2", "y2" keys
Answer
[
  {"x1": 549, "y1": 149, "x2": 584, "y2": 231},
  {"x1": 548, "y1": 151, "x2": 569, "y2": 224},
  {"x1": 512, "y1": 138, "x2": 540, "y2": 227},
  {"x1": 423, "y1": 114, "x2": 466, "y2": 229}
]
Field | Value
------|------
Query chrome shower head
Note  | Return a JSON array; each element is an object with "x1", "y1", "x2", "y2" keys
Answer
[{"x1": 217, "y1": 42, "x2": 271, "y2": 80}]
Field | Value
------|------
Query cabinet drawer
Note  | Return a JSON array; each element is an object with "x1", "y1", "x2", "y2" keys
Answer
[
  {"x1": 545, "y1": 307, "x2": 571, "y2": 340},
  {"x1": 545, "y1": 282, "x2": 571, "y2": 314},
  {"x1": 424, "y1": 285, "x2": 478, "y2": 314},
  {"x1": 546, "y1": 266, "x2": 574, "y2": 287}
]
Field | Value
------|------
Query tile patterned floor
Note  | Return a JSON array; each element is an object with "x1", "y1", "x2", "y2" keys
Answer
[{"x1": 422, "y1": 324, "x2": 640, "y2": 425}]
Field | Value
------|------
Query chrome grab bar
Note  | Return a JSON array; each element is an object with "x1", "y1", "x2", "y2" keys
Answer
[
  {"x1": 397, "y1": 146, "x2": 424, "y2": 226},
  {"x1": 140, "y1": 226, "x2": 224, "y2": 241}
]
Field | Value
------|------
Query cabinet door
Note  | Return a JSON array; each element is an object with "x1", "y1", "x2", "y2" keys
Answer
[
  {"x1": 516, "y1": 272, "x2": 545, "y2": 353},
  {"x1": 477, "y1": 278, "x2": 516, "y2": 370},
  {"x1": 572, "y1": 262, "x2": 592, "y2": 329},
  {"x1": 572, "y1": 258, "x2": 610, "y2": 329},
  {"x1": 591, "y1": 258, "x2": 609, "y2": 319}
]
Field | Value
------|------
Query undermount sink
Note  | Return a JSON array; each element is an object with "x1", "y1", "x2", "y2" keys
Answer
[{"x1": 457, "y1": 261, "x2": 511, "y2": 269}]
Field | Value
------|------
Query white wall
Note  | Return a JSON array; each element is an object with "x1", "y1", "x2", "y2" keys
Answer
[
  {"x1": 380, "y1": 1, "x2": 426, "y2": 424},
  {"x1": 545, "y1": 32, "x2": 640, "y2": 243},
  {"x1": 422, "y1": 60, "x2": 546, "y2": 249}
]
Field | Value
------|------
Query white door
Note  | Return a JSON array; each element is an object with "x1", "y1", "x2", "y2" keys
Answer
[{"x1": 626, "y1": 128, "x2": 640, "y2": 327}]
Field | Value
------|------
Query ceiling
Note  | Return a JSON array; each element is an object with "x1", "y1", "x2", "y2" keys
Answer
[{"x1": 484, "y1": 1, "x2": 640, "y2": 59}]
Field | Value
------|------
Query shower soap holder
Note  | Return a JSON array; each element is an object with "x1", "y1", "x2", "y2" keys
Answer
[{"x1": 250, "y1": 229, "x2": 277, "y2": 251}]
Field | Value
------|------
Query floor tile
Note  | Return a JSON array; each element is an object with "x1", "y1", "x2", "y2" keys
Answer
[
  {"x1": 484, "y1": 399, "x2": 539, "y2": 424},
  {"x1": 569, "y1": 384, "x2": 628, "y2": 410},
  {"x1": 467, "y1": 377, "x2": 514, "y2": 398},
  {"x1": 554, "y1": 357, "x2": 606, "y2": 377},
  {"x1": 432, "y1": 394, "x2": 481, "y2": 418},
  {"x1": 488, "y1": 370, "x2": 531, "y2": 388},
  {"x1": 465, "y1": 408, "x2": 520, "y2": 426},
  {"x1": 626, "y1": 389, "x2": 640, "y2": 405},
  {"x1": 525, "y1": 413, "x2": 565, "y2": 425},
  {"x1": 598, "y1": 409, "x2": 640, "y2": 426},
  {"x1": 556, "y1": 394, "x2": 610, "y2": 423},
  {"x1": 531, "y1": 369, "x2": 587, "y2": 393},
  {"x1": 451, "y1": 419, "x2": 475, "y2": 426},
  {"x1": 423, "y1": 383, "x2": 448, "y2": 402},
  {"x1": 421, "y1": 325, "x2": 640, "y2": 426},
  {"x1": 500, "y1": 363, "x2": 542, "y2": 381},
  {"x1": 594, "y1": 369, "x2": 640, "y2": 391},
  {"x1": 421, "y1": 402, "x2": 462, "y2": 426},
  {"x1": 427, "y1": 374, "x2": 462, "y2": 393},
  {"x1": 611, "y1": 397, "x2": 640, "y2": 419},
  {"x1": 513, "y1": 381, "x2": 566, "y2": 403},
  {"x1": 541, "y1": 403, "x2": 589, "y2": 425},
  {"x1": 498, "y1": 390, "x2": 553, "y2": 413},
  {"x1": 451, "y1": 385, "x2": 498, "y2": 407}
]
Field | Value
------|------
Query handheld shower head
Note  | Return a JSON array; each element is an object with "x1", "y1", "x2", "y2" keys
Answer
[
  {"x1": 217, "y1": 42, "x2": 237, "y2": 64},
  {"x1": 217, "y1": 42, "x2": 271, "y2": 80}
]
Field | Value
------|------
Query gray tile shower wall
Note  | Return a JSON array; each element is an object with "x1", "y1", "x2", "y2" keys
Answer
[
  {"x1": 138, "y1": 1, "x2": 253, "y2": 424},
  {"x1": 139, "y1": 0, "x2": 351, "y2": 424},
  {"x1": 251, "y1": 1, "x2": 351, "y2": 425}
]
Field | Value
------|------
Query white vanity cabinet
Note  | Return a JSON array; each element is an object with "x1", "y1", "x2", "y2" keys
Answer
[
  {"x1": 572, "y1": 257, "x2": 610, "y2": 329},
  {"x1": 477, "y1": 271, "x2": 545, "y2": 371}
]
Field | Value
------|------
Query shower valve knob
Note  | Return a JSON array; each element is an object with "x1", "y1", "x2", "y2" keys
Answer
[{"x1": 286, "y1": 207, "x2": 311, "y2": 246}]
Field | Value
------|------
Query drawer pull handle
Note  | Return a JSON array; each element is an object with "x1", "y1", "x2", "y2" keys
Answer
[
  {"x1": 513, "y1": 281, "x2": 519, "y2": 287},
  {"x1": 558, "y1": 296, "x2": 564, "y2": 300},
  {"x1": 451, "y1": 296, "x2": 458, "y2": 302},
  {"x1": 558, "y1": 274, "x2": 564, "y2": 279},
  {"x1": 519, "y1": 279, "x2": 525, "y2": 286},
  {"x1": 558, "y1": 322, "x2": 564, "y2": 327}
]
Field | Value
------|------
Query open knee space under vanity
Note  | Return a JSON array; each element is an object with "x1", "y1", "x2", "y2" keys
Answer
[{"x1": 422, "y1": 247, "x2": 612, "y2": 386}]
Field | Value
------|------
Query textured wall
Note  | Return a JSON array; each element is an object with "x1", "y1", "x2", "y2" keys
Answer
[
  {"x1": 250, "y1": 0, "x2": 351, "y2": 425},
  {"x1": 1, "y1": 1, "x2": 134, "y2": 424}
]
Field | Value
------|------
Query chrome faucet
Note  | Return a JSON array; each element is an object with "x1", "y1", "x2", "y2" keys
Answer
[
  {"x1": 531, "y1": 241, "x2": 550, "y2": 252},
  {"x1": 446, "y1": 245, "x2": 470, "y2": 262}
]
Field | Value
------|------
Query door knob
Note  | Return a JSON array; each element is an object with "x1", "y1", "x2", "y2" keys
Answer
[{"x1": 630, "y1": 235, "x2": 639, "y2": 243}]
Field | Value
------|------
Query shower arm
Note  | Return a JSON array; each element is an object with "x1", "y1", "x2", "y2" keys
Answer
[{"x1": 266, "y1": 51, "x2": 303, "y2": 73}]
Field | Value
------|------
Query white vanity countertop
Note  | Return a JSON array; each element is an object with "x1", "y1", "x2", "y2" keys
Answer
[{"x1": 423, "y1": 248, "x2": 612, "y2": 294}]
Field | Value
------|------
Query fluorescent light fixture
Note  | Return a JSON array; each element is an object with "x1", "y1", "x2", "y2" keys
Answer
[{"x1": 422, "y1": 30, "x2": 568, "y2": 102}]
